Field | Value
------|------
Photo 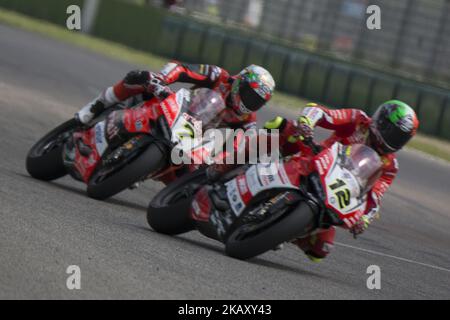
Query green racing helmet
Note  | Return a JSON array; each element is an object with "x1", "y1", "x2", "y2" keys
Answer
[{"x1": 369, "y1": 100, "x2": 419, "y2": 154}]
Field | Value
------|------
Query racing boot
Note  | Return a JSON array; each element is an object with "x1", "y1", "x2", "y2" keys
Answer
[{"x1": 292, "y1": 227, "x2": 336, "y2": 262}]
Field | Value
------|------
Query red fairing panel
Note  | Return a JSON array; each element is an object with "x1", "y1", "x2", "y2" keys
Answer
[
  {"x1": 157, "y1": 94, "x2": 181, "y2": 127},
  {"x1": 73, "y1": 129, "x2": 101, "y2": 182},
  {"x1": 73, "y1": 97, "x2": 161, "y2": 182},
  {"x1": 191, "y1": 187, "x2": 212, "y2": 222},
  {"x1": 282, "y1": 154, "x2": 311, "y2": 186},
  {"x1": 312, "y1": 148, "x2": 334, "y2": 177}
]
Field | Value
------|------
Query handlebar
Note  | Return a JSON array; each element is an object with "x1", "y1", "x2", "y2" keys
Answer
[{"x1": 302, "y1": 137, "x2": 322, "y2": 155}]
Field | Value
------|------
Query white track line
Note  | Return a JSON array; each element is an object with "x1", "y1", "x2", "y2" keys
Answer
[{"x1": 335, "y1": 242, "x2": 450, "y2": 273}]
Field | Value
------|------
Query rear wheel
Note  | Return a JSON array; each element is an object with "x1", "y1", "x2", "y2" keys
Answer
[
  {"x1": 225, "y1": 201, "x2": 316, "y2": 260},
  {"x1": 26, "y1": 119, "x2": 77, "y2": 181},
  {"x1": 147, "y1": 168, "x2": 207, "y2": 235},
  {"x1": 87, "y1": 142, "x2": 167, "y2": 200}
]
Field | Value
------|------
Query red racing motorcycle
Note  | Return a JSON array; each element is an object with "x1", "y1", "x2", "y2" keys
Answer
[
  {"x1": 26, "y1": 88, "x2": 226, "y2": 199},
  {"x1": 147, "y1": 141, "x2": 382, "y2": 259}
]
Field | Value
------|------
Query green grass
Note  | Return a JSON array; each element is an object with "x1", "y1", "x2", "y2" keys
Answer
[
  {"x1": 407, "y1": 135, "x2": 450, "y2": 163},
  {"x1": 1, "y1": 8, "x2": 449, "y2": 162},
  {"x1": 0, "y1": 8, "x2": 167, "y2": 70},
  {"x1": 270, "y1": 92, "x2": 307, "y2": 111}
]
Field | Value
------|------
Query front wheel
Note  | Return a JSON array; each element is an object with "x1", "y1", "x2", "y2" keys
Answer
[
  {"x1": 225, "y1": 201, "x2": 316, "y2": 260},
  {"x1": 26, "y1": 119, "x2": 77, "y2": 181},
  {"x1": 147, "y1": 168, "x2": 207, "y2": 235},
  {"x1": 87, "y1": 142, "x2": 167, "y2": 200}
]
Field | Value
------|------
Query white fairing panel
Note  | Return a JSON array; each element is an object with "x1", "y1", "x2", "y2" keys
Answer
[
  {"x1": 246, "y1": 163, "x2": 297, "y2": 195},
  {"x1": 324, "y1": 165, "x2": 367, "y2": 215},
  {"x1": 226, "y1": 162, "x2": 298, "y2": 216},
  {"x1": 323, "y1": 145, "x2": 367, "y2": 217},
  {"x1": 170, "y1": 90, "x2": 203, "y2": 152}
]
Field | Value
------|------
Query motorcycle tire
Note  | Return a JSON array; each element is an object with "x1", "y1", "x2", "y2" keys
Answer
[
  {"x1": 87, "y1": 143, "x2": 167, "y2": 200},
  {"x1": 26, "y1": 119, "x2": 77, "y2": 181},
  {"x1": 147, "y1": 168, "x2": 207, "y2": 235},
  {"x1": 225, "y1": 201, "x2": 316, "y2": 260}
]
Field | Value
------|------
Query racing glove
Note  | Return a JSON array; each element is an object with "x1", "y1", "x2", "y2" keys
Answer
[
  {"x1": 126, "y1": 70, "x2": 171, "y2": 100},
  {"x1": 282, "y1": 116, "x2": 314, "y2": 144},
  {"x1": 350, "y1": 210, "x2": 379, "y2": 237},
  {"x1": 145, "y1": 72, "x2": 172, "y2": 100},
  {"x1": 296, "y1": 115, "x2": 314, "y2": 140},
  {"x1": 351, "y1": 215, "x2": 371, "y2": 236}
]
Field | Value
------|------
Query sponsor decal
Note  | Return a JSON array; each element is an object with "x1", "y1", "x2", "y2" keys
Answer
[
  {"x1": 191, "y1": 199, "x2": 201, "y2": 217},
  {"x1": 319, "y1": 153, "x2": 331, "y2": 172},
  {"x1": 315, "y1": 159, "x2": 324, "y2": 175},
  {"x1": 226, "y1": 179, "x2": 245, "y2": 216},
  {"x1": 210, "y1": 210, "x2": 227, "y2": 237},
  {"x1": 135, "y1": 119, "x2": 143, "y2": 131},
  {"x1": 210, "y1": 67, "x2": 220, "y2": 81},
  {"x1": 94, "y1": 122, "x2": 107, "y2": 156},
  {"x1": 237, "y1": 175, "x2": 248, "y2": 195},
  {"x1": 106, "y1": 114, "x2": 119, "y2": 140},
  {"x1": 245, "y1": 166, "x2": 262, "y2": 195},
  {"x1": 161, "y1": 101, "x2": 175, "y2": 124},
  {"x1": 182, "y1": 112, "x2": 202, "y2": 133},
  {"x1": 175, "y1": 88, "x2": 191, "y2": 106},
  {"x1": 329, "y1": 196, "x2": 336, "y2": 205},
  {"x1": 160, "y1": 62, "x2": 177, "y2": 76},
  {"x1": 347, "y1": 126, "x2": 369, "y2": 144}
]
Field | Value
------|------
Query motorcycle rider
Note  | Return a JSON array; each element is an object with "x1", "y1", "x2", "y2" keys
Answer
[
  {"x1": 74, "y1": 61, "x2": 275, "y2": 183},
  {"x1": 263, "y1": 100, "x2": 419, "y2": 262}
]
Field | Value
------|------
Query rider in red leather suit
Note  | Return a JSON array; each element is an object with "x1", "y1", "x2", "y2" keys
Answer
[
  {"x1": 263, "y1": 101, "x2": 419, "y2": 261},
  {"x1": 75, "y1": 62, "x2": 275, "y2": 183}
]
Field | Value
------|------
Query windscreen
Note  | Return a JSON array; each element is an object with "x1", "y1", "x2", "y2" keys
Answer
[
  {"x1": 187, "y1": 88, "x2": 226, "y2": 129},
  {"x1": 341, "y1": 144, "x2": 383, "y2": 193}
]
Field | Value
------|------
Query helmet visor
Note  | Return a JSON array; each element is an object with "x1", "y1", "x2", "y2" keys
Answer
[
  {"x1": 239, "y1": 82, "x2": 266, "y2": 112},
  {"x1": 374, "y1": 115, "x2": 413, "y2": 151}
]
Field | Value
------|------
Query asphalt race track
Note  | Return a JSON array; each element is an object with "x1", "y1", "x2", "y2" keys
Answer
[{"x1": 0, "y1": 25, "x2": 449, "y2": 299}]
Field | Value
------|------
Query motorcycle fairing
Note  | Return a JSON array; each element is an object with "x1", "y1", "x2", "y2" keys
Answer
[
  {"x1": 314, "y1": 143, "x2": 368, "y2": 228},
  {"x1": 226, "y1": 161, "x2": 300, "y2": 216}
]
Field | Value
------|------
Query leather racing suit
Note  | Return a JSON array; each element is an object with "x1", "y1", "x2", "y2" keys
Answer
[
  {"x1": 264, "y1": 103, "x2": 398, "y2": 261},
  {"x1": 80, "y1": 62, "x2": 259, "y2": 184}
]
